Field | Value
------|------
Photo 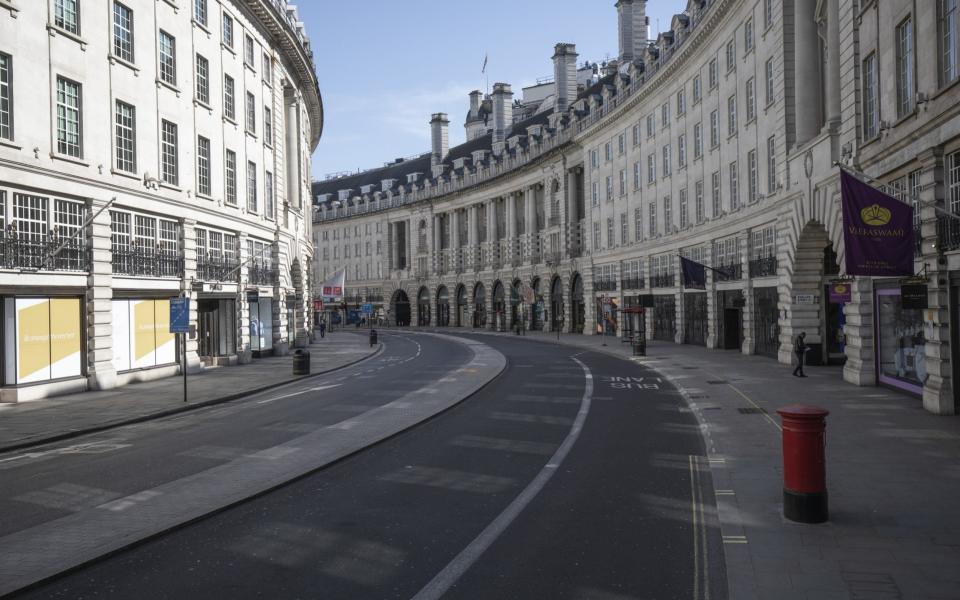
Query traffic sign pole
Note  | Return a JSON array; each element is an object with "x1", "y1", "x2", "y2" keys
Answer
[{"x1": 170, "y1": 296, "x2": 191, "y2": 403}]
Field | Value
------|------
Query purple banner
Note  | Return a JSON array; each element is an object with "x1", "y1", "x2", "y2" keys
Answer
[
  {"x1": 841, "y1": 170, "x2": 915, "y2": 276},
  {"x1": 829, "y1": 282, "x2": 851, "y2": 304}
]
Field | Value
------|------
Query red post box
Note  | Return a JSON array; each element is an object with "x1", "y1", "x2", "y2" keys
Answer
[{"x1": 776, "y1": 405, "x2": 829, "y2": 523}]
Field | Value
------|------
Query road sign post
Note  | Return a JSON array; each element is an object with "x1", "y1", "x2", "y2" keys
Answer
[{"x1": 170, "y1": 297, "x2": 190, "y2": 403}]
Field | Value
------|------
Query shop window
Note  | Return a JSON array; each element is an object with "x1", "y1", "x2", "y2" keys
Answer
[{"x1": 3, "y1": 297, "x2": 82, "y2": 385}]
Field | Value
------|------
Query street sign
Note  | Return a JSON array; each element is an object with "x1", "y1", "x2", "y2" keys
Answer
[
  {"x1": 793, "y1": 293, "x2": 816, "y2": 305},
  {"x1": 169, "y1": 298, "x2": 190, "y2": 333},
  {"x1": 901, "y1": 284, "x2": 928, "y2": 309},
  {"x1": 362, "y1": 303, "x2": 373, "y2": 315}
]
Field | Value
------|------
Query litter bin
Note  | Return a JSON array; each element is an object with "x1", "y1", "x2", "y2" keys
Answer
[
  {"x1": 369, "y1": 329, "x2": 378, "y2": 347},
  {"x1": 292, "y1": 348, "x2": 310, "y2": 375}
]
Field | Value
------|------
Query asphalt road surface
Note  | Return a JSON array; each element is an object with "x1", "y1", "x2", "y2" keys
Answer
[{"x1": 9, "y1": 333, "x2": 726, "y2": 599}]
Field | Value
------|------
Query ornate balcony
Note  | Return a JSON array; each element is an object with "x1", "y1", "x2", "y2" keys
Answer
[
  {"x1": 621, "y1": 277, "x2": 646, "y2": 290},
  {"x1": 248, "y1": 260, "x2": 277, "y2": 286},
  {"x1": 196, "y1": 254, "x2": 241, "y2": 282},
  {"x1": 113, "y1": 246, "x2": 183, "y2": 278},
  {"x1": 748, "y1": 255, "x2": 778, "y2": 278},
  {"x1": 714, "y1": 263, "x2": 742, "y2": 282},
  {"x1": 650, "y1": 273, "x2": 675, "y2": 288},
  {"x1": 595, "y1": 280, "x2": 618, "y2": 292},
  {"x1": 0, "y1": 231, "x2": 89, "y2": 272}
]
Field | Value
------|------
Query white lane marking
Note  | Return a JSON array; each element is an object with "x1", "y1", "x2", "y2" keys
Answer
[
  {"x1": 256, "y1": 384, "x2": 342, "y2": 405},
  {"x1": 411, "y1": 357, "x2": 594, "y2": 600}
]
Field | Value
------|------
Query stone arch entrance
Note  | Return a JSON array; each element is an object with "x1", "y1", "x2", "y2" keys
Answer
[
  {"x1": 473, "y1": 282, "x2": 486, "y2": 328},
  {"x1": 436, "y1": 285, "x2": 450, "y2": 327},
  {"x1": 391, "y1": 289, "x2": 410, "y2": 327},
  {"x1": 455, "y1": 284, "x2": 467, "y2": 327},
  {"x1": 550, "y1": 275, "x2": 564, "y2": 331},
  {"x1": 492, "y1": 280, "x2": 505, "y2": 331},
  {"x1": 417, "y1": 286, "x2": 431, "y2": 326},
  {"x1": 510, "y1": 278, "x2": 523, "y2": 330},
  {"x1": 530, "y1": 277, "x2": 542, "y2": 331},
  {"x1": 782, "y1": 222, "x2": 843, "y2": 366},
  {"x1": 570, "y1": 272, "x2": 585, "y2": 334}
]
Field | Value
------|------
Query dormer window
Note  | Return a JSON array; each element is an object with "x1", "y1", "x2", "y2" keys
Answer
[
  {"x1": 337, "y1": 189, "x2": 352, "y2": 202},
  {"x1": 360, "y1": 184, "x2": 375, "y2": 195},
  {"x1": 407, "y1": 172, "x2": 422, "y2": 184},
  {"x1": 381, "y1": 179, "x2": 395, "y2": 192}
]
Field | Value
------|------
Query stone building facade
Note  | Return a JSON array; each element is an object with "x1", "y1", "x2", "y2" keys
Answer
[
  {"x1": 313, "y1": 0, "x2": 960, "y2": 415},
  {"x1": 0, "y1": 0, "x2": 322, "y2": 402}
]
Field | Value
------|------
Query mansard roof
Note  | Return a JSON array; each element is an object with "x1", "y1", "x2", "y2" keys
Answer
[{"x1": 313, "y1": 107, "x2": 555, "y2": 203}]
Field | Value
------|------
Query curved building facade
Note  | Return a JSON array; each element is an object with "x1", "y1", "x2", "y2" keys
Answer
[
  {"x1": 313, "y1": 0, "x2": 960, "y2": 414},
  {"x1": 0, "y1": 0, "x2": 322, "y2": 401}
]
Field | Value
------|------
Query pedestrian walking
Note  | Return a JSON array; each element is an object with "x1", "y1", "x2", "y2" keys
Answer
[
  {"x1": 792, "y1": 331, "x2": 808, "y2": 377},
  {"x1": 319, "y1": 320, "x2": 326, "y2": 339}
]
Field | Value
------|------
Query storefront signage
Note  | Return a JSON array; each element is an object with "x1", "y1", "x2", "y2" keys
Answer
[
  {"x1": 169, "y1": 298, "x2": 190, "y2": 333},
  {"x1": 794, "y1": 294, "x2": 817, "y2": 305},
  {"x1": 840, "y1": 170, "x2": 915, "y2": 276},
  {"x1": 901, "y1": 284, "x2": 928, "y2": 310},
  {"x1": 829, "y1": 283, "x2": 852, "y2": 304},
  {"x1": 362, "y1": 303, "x2": 373, "y2": 315},
  {"x1": 246, "y1": 289, "x2": 260, "y2": 304},
  {"x1": 313, "y1": 299, "x2": 324, "y2": 311}
]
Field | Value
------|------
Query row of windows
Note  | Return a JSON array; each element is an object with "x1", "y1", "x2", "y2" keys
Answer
[
  {"x1": 590, "y1": 57, "x2": 776, "y2": 170},
  {"x1": 49, "y1": 0, "x2": 272, "y2": 82},
  {"x1": 592, "y1": 136, "x2": 777, "y2": 212},
  {"x1": 320, "y1": 222, "x2": 384, "y2": 242},
  {"x1": 0, "y1": 55, "x2": 274, "y2": 169}
]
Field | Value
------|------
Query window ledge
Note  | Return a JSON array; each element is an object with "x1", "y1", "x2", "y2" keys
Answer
[
  {"x1": 0, "y1": 139, "x2": 22, "y2": 150},
  {"x1": 47, "y1": 24, "x2": 86, "y2": 49},
  {"x1": 196, "y1": 192, "x2": 214, "y2": 201},
  {"x1": 0, "y1": 0, "x2": 18, "y2": 17},
  {"x1": 245, "y1": 131, "x2": 258, "y2": 140},
  {"x1": 223, "y1": 115, "x2": 238, "y2": 126},
  {"x1": 192, "y1": 19, "x2": 211, "y2": 36},
  {"x1": 893, "y1": 109, "x2": 917, "y2": 128},
  {"x1": 221, "y1": 42, "x2": 235, "y2": 56},
  {"x1": 159, "y1": 182, "x2": 182, "y2": 192},
  {"x1": 194, "y1": 99, "x2": 213, "y2": 112},
  {"x1": 109, "y1": 55, "x2": 140, "y2": 76},
  {"x1": 244, "y1": 62, "x2": 256, "y2": 74},
  {"x1": 160, "y1": 0, "x2": 179, "y2": 11},
  {"x1": 50, "y1": 152, "x2": 89, "y2": 167},
  {"x1": 263, "y1": 141, "x2": 273, "y2": 149},
  {"x1": 110, "y1": 168, "x2": 140, "y2": 181},
  {"x1": 156, "y1": 79, "x2": 181, "y2": 96}
]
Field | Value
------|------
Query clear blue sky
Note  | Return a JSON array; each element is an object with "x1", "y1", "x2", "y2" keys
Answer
[{"x1": 299, "y1": 1, "x2": 687, "y2": 181}]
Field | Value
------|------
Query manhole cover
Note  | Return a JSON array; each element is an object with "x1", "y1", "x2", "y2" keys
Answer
[
  {"x1": 706, "y1": 380, "x2": 728, "y2": 384},
  {"x1": 738, "y1": 407, "x2": 767, "y2": 414}
]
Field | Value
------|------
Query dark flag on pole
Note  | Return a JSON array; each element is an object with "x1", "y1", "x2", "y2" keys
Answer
[
  {"x1": 840, "y1": 169, "x2": 915, "y2": 276},
  {"x1": 680, "y1": 256, "x2": 707, "y2": 290}
]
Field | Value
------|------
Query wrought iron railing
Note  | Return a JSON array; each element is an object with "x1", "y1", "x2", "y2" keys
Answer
[
  {"x1": 113, "y1": 246, "x2": 183, "y2": 278},
  {"x1": 248, "y1": 260, "x2": 277, "y2": 286},
  {"x1": 0, "y1": 231, "x2": 89, "y2": 272},
  {"x1": 714, "y1": 262, "x2": 742, "y2": 281},
  {"x1": 650, "y1": 273, "x2": 675, "y2": 288},
  {"x1": 936, "y1": 217, "x2": 960, "y2": 253},
  {"x1": 621, "y1": 277, "x2": 645, "y2": 290},
  {"x1": 544, "y1": 250, "x2": 562, "y2": 266},
  {"x1": 595, "y1": 280, "x2": 617, "y2": 292},
  {"x1": 748, "y1": 255, "x2": 778, "y2": 278},
  {"x1": 196, "y1": 254, "x2": 240, "y2": 282}
]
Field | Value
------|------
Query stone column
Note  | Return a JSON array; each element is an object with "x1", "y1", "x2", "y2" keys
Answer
[
  {"x1": 918, "y1": 148, "x2": 954, "y2": 414},
  {"x1": 506, "y1": 192, "x2": 517, "y2": 264},
  {"x1": 824, "y1": 0, "x2": 841, "y2": 130},
  {"x1": 469, "y1": 205, "x2": 479, "y2": 268},
  {"x1": 842, "y1": 278, "x2": 874, "y2": 385},
  {"x1": 525, "y1": 186, "x2": 537, "y2": 263},
  {"x1": 451, "y1": 209, "x2": 461, "y2": 273},
  {"x1": 740, "y1": 231, "x2": 755, "y2": 354},
  {"x1": 237, "y1": 233, "x2": 252, "y2": 363},
  {"x1": 674, "y1": 255, "x2": 684, "y2": 344},
  {"x1": 85, "y1": 197, "x2": 117, "y2": 391},
  {"x1": 433, "y1": 213, "x2": 442, "y2": 274},
  {"x1": 487, "y1": 200, "x2": 498, "y2": 268},
  {"x1": 706, "y1": 245, "x2": 719, "y2": 349},
  {"x1": 794, "y1": 0, "x2": 821, "y2": 145}
]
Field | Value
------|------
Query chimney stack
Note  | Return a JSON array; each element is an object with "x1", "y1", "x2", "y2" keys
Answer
[
  {"x1": 491, "y1": 83, "x2": 514, "y2": 151},
  {"x1": 552, "y1": 43, "x2": 579, "y2": 113},
  {"x1": 468, "y1": 90, "x2": 482, "y2": 118},
  {"x1": 430, "y1": 112, "x2": 449, "y2": 169},
  {"x1": 616, "y1": 0, "x2": 648, "y2": 64}
]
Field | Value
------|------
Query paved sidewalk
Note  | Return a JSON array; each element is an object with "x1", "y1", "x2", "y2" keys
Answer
[
  {"x1": 436, "y1": 328, "x2": 960, "y2": 600},
  {"x1": 0, "y1": 331, "x2": 378, "y2": 453}
]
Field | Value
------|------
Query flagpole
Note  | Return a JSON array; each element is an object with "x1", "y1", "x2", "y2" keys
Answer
[{"x1": 835, "y1": 162, "x2": 960, "y2": 223}]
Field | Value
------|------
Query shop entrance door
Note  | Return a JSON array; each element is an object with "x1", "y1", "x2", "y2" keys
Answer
[
  {"x1": 723, "y1": 309, "x2": 742, "y2": 350},
  {"x1": 754, "y1": 287, "x2": 780, "y2": 358},
  {"x1": 197, "y1": 299, "x2": 236, "y2": 360}
]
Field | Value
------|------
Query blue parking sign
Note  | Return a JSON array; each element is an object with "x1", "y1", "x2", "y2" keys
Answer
[
  {"x1": 362, "y1": 303, "x2": 373, "y2": 315},
  {"x1": 170, "y1": 298, "x2": 190, "y2": 333}
]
